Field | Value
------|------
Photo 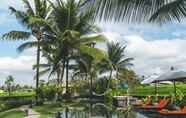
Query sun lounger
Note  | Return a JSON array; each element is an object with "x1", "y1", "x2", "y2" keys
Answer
[
  {"x1": 159, "y1": 106, "x2": 186, "y2": 115},
  {"x1": 140, "y1": 99, "x2": 170, "y2": 110}
]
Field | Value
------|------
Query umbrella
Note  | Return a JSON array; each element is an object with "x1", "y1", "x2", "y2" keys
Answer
[
  {"x1": 141, "y1": 75, "x2": 157, "y2": 84},
  {"x1": 153, "y1": 71, "x2": 186, "y2": 97},
  {"x1": 141, "y1": 75, "x2": 159, "y2": 95}
]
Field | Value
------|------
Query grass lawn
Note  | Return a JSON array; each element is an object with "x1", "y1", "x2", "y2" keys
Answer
[
  {"x1": 0, "y1": 92, "x2": 35, "y2": 97},
  {"x1": 110, "y1": 84, "x2": 186, "y2": 97},
  {"x1": 0, "y1": 109, "x2": 25, "y2": 118}
]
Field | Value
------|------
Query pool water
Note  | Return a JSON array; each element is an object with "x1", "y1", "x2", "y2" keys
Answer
[{"x1": 51, "y1": 102, "x2": 186, "y2": 118}]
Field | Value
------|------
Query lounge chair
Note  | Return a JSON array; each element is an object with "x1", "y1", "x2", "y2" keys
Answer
[
  {"x1": 140, "y1": 99, "x2": 170, "y2": 110},
  {"x1": 159, "y1": 106, "x2": 186, "y2": 115},
  {"x1": 133, "y1": 96, "x2": 152, "y2": 106}
]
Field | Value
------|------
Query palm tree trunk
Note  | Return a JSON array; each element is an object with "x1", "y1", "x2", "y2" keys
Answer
[
  {"x1": 116, "y1": 68, "x2": 119, "y2": 79},
  {"x1": 60, "y1": 61, "x2": 65, "y2": 86},
  {"x1": 90, "y1": 72, "x2": 93, "y2": 98},
  {"x1": 107, "y1": 69, "x2": 113, "y2": 90},
  {"x1": 56, "y1": 70, "x2": 60, "y2": 100},
  {"x1": 36, "y1": 43, "x2": 40, "y2": 103},
  {"x1": 8, "y1": 86, "x2": 10, "y2": 96},
  {"x1": 57, "y1": 70, "x2": 60, "y2": 86},
  {"x1": 66, "y1": 59, "x2": 69, "y2": 95}
]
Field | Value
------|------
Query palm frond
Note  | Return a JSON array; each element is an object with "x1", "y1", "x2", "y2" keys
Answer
[
  {"x1": 17, "y1": 41, "x2": 38, "y2": 52},
  {"x1": 34, "y1": 68, "x2": 51, "y2": 79},
  {"x1": 79, "y1": 45, "x2": 107, "y2": 61},
  {"x1": 87, "y1": 0, "x2": 167, "y2": 22},
  {"x1": 80, "y1": 34, "x2": 107, "y2": 44},
  {"x1": 149, "y1": 0, "x2": 186, "y2": 23},
  {"x1": 118, "y1": 58, "x2": 134, "y2": 68},
  {"x1": 22, "y1": 0, "x2": 35, "y2": 15},
  {"x1": 9, "y1": 7, "x2": 30, "y2": 27},
  {"x1": 28, "y1": 17, "x2": 52, "y2": 30},
  {"x1": 33, "y1": 64, "x2": 51, "y2": 70},
  {"x1": 2, "y1": 31, "x2": 31, "y2": 40}
]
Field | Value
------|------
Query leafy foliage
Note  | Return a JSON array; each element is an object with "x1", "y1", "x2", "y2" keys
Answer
[{"x1": 86, "y1": 0, "x2": 186, "y2": 23}]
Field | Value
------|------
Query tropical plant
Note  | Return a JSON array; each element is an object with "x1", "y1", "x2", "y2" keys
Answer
[
  {"x1": 72, "y1": 53, "x2": 103, "y2": 97},
  {"x1": 4, "y1": 75, "x2": 14, "y2": 96},
  {"x1": 2, "y1": 0, "x2": 51, "y2": 102},
  {"x1": 87, "y1": 0, "x2": 186, "y2": 24},
  {"x1": 107, "y1": 42, "x2": 133, "y2": 78},
  {"x1": 99, "y1": 42, "x2": 133, "y2": 91},
  {"x1": 118, "y1": 69, "x2": 137, "y2": 94},
  {"x1": 40, "y1": 0, "x2": 107, "y2": 96}
]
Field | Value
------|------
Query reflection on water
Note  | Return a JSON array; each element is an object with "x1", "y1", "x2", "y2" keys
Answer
[{"x1": 52, "y1": 102, "x2": 186, "y2": 118}]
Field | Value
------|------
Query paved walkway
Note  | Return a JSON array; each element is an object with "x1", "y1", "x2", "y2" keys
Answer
[{"x1": 20, "y1": 105, "x2": 40, "y2": 118}]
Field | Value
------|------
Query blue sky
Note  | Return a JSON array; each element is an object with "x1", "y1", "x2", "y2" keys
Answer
[{"x1": 1, "y1": 0, "x2": 186, "y2": 85}]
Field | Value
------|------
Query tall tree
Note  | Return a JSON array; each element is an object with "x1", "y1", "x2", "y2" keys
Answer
[
  {"x1": 118, "y1": 69, "x2": 137, "y2": 94},
  {"x1": 99, "y1": 42, "x2": 134, "y2": 90},
  {"x1": 2, "y1": 0, "x2": 51, "y2": 103},
  {"x1": 43, "y1": 0, "x2": 106, "y2": 96},
  {"x1": 5, "y1": 75, "x2": 14, "y2": 96}
]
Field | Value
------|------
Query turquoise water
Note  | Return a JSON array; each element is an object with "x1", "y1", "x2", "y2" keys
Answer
[{"x1": 50, "y1": 102, "x2": 186, "y2": 118}]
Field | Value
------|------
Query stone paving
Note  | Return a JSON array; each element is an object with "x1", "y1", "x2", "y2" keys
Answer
[{"x1": 20, "y1": 105, "x2": 40, "y2": 118}]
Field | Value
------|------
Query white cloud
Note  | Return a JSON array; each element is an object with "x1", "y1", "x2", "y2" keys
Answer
[
  {"x1": 99, "y1": 21, "x2": 186, "y2": 78},
  {"x1": 0, "y1": 49, "x2": 48, "y2": 86},
  {"x1": 123, "y1": 35, "x2": 186, "y2": 76},
  {"x1": 102, "y1": 32, "x2": 120, "y2": 42}
]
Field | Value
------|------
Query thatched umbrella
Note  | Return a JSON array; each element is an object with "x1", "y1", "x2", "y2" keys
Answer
[
  {"x1": 153, "y1": 71, "x2": 186, "y2": 97},
  {"x1": 141, "y1": 75, "x2": 159, "y2": 95}
]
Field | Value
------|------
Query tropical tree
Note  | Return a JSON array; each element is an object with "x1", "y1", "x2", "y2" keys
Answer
[
  {"x1": 87, "y1": 0, "x2": 186, "y2": 24},
  {"x1": 107, "y1": 42, "x2": 133, "y2": 78},
  {"x1": 73, "y1": 53, "x2": 103, "y2": 97},
  {"x1": 118, "y1": 69, "x2": 137, "y2": 94},
  {"x1": 41, "y1": 0, "x2": 107, "y2": 96},
  {"x1": 2, "y1": 0, "x2": 51, "y2": 102},
  {"x1": 5, "y1": 75, "x2": 14, "y2": 96},
  {"x1": 99, "y1": 42, "x2": 133, "y2": 91}
]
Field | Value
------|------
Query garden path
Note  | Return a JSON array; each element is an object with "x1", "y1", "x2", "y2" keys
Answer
[{"x1": 20, "y1": 105, "x2": 40, "y2": 118}]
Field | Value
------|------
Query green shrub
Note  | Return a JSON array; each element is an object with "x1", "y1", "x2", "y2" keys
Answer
[{"x1": 0, "y1": 97, "x2": 33, "y2": 112}]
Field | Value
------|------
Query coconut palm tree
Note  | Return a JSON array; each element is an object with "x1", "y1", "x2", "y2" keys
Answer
[
  {"x1": 86, "y1": 0, "x2": 186, "y2": 23},
  {"x1": 53, "y1": 30, "x2": 106, "y2": 95},
  {"x1": 108, "y1": 42, "x2": 133, "y2": 77},
  {"x1": 118, "y1": 69, "x2": 137, "y2": 94},
  {"x1": 99, "y1": 42, "x2": 133, "y2": 90},
  {"x1": 5, "y1": 75, "x2": 14, "y2": 96},
  {"x1": 2, "y1": 0, "x2": 51, "y2": 103},
  {"x1": 43, "y1": 0, "x2": 107, "y2": 96},
  {"x1": 72, "y1": 53, "x2": 102, "y2": 97}
]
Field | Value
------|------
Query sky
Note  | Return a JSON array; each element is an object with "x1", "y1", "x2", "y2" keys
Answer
[{"x1": 0, "y1": 0, "x2": 186, "y2": 85}]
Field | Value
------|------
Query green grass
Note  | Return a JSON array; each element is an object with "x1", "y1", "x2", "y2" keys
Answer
[
  {"x1": 0, "y1": 109, "x2": 25, "y2": 118},
  {"x1": 110, "y1": 84, "x2": 186, "y2": 97},
  {"x1": 0, "y1": 92, "x2": 35, "y2": 97}
]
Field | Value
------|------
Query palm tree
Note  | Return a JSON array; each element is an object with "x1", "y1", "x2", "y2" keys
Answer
[
  {"x1": 100, "y1": 42, "x2": 133, "y2": 89},
  {"x1": 118, "y1": 69, "x2": 137, "y2": 94},
  {"x1": 51, "y1": 30, "x2": 106, "y2": 95},
  {"x1": 108, "y1": 42, "x2": 133, "y2": 76},
  {"x1": 2, "y1": 0, "x2": 51, "y2": 103},
  {"x1": 5, "y1": 75, "x2": 14, "y2": 96},
  {"x1": 73, "y1": 53, "x2": 101, "y2": 97},
  {"x1": 86, "y1": 0, "x2": 186, "y2": 23},
  {"x1": 43, "y1": 0, "x2": 107, "y2": 96}
]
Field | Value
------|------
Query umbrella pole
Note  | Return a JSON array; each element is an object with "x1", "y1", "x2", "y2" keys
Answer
[
  {"x1": 173, "y1": 81, "x2": 176, "y2": 97},
  {"x1": 155, "y1": 82, "x2": 157, "y2": 95}
]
